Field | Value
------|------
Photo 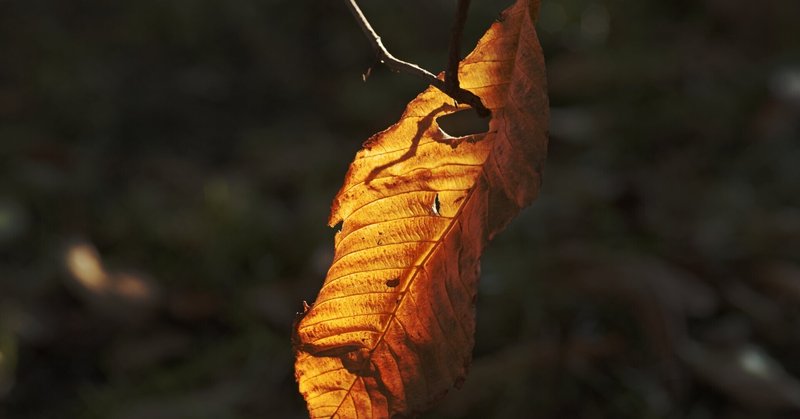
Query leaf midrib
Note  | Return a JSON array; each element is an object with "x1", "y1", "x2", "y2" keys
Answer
[{"x1": 328, "y1": 147, "x2": 490, "y2": 417}]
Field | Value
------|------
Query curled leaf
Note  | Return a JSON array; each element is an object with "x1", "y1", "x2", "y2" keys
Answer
[{"x1": 294, "y1": 0, "x2": 548, "y2": 416}]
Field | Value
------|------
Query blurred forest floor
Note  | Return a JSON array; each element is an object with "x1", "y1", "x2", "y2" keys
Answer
[{"x1": 1, "y1": 0, "x2": 799, "y2": 418}]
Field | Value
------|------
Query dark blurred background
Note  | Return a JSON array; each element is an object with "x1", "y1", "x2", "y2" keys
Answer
[{"x1": 1, "y1": 0, "x2": 799, "y2": 418}]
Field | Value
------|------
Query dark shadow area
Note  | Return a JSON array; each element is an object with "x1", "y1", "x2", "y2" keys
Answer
[
  {"x1": 436, "y1": 108, "x2": 490, "y2": 138},
  {"x1": 364, "y1": 103, "x2": 450, "y2": 185}
]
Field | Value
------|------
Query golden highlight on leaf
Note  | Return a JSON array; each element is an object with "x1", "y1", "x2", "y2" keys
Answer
[{"x1": 294, "y1": 0, "x2": 548, "y2": 416}]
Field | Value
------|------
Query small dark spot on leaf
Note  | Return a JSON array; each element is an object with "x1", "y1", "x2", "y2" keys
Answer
[
  {"x1": 432, "y1": 194, "x2": 441, "y2": 216},
  {"x1": 341, "y1": 347, "x2": 374, "y2": 376},
  {"x1": 385, "y1": 278, "x2": 400, "y2": 288},
  {"x1": 332, "y1": 220, "x2": 343, "y2": 233}
]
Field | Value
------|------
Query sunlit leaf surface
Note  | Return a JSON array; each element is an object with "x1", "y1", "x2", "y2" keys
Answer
[{"x1": 294, "y1": 0, "x2": 548, "y2": 416}]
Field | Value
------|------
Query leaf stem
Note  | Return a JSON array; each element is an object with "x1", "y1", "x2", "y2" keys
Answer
[
  {"x1": 345, "y1": 0, "x2": 490, "y2": 117},
  {"x1": 446, "y1": 0, "x2": 470, "y2": 94}
]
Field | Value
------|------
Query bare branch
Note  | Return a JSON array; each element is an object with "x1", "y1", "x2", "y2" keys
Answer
[
  {"x1": 345, "y1": 0, "x2": 490, "y2": 117},
  {"x1": 446, "y1": 0, "x2": 470, "y2": 94}
]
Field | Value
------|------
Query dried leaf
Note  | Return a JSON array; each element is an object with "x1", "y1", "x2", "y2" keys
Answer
[
  {"x1": 294, "y1": 0, "x2": 548, "y2": 416},
  {"x1": 63, "y1": 239, "x2": 160, "y2": 323}
]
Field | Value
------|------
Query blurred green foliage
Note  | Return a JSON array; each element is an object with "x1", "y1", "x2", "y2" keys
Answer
[{"x1": 1, "y1": 0, "x2": 799, "y2": 418}]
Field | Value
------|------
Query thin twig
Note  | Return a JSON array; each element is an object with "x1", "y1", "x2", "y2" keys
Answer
[
  {"x1": 446, "y1": 0, "x2": 470, "y2": 94},
  {"x1": 345, "y1": 0, "x2": 490, "y2": 117}
]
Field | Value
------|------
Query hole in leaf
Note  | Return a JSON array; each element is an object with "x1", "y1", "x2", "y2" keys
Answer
[
  {"x1": 432, "y1": 194, "x2": 441, "y2": 216},
  {"x1": 385, "y1": 278, "x2": 400, "y2": 288},
  {"x1": 332, "y1": 220, "x2": 343, "y2": 233},
  {"x1": 436, "y1": 109, "x2": 490, "y2": 138}
]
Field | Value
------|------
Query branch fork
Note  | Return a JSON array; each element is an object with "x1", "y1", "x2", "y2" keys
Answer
[{"x1": 346, "y1": 0, "x2": 490, "y2": 117}]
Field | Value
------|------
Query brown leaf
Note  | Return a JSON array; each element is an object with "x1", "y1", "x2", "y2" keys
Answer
[
  {"x1": 294, "y1": 0, "x2": 548, "y2": 417},
  {"x1": 63, "y1": 239, "x2": 160, "y2": 323}
]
